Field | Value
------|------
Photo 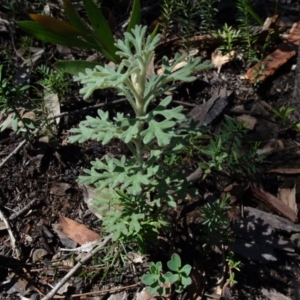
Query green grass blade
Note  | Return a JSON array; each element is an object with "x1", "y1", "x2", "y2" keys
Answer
[
  {"x1": 29, "y1": 14, "x2": 83, "y2": 35},
  {"x1": 54, "y1": 60, "x2": 100, "y2": 75},
  {"x1": 126, "y1": 0, "x2": 141, "y2": 33},
  {"x1": 245, "y1": 3, "x2": 263, "y2": 25},
  {"x1": 62, "y1": 0, "x2": 98, "y2": 47},
  {"x1": 83, "y1": 0, "x2": 119, "y2": 62},
  {"x1": 17, "y1": 21, "x2": 94, "y2": 49}
]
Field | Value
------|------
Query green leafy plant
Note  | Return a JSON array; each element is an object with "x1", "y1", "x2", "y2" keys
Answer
[
  {"x1": 226, "y1": 251, "x2": 241, "y2": 286},
  {"x1": 199, "y1": 117, "x2": 260, "y2": 177},
  {"x1": 198, "y1": 0, "x2": 220, "y2": 33},
  {"x1": 236, "y1": 0, "x2": 261, "y2": 60},
  {"x1": 159, "y1": 0, "x2": 178, "y2": 39},
  {"x1": 201, "y1": 194, "x2": 231, "y2": 246},
  {"x1": 271, "y1": 106, "x2": 295, "y2": 126},
  {"x1": 69, "y1": 25, "x2": 211, "y2": 246},
  {"x1": 0, "y1": 65, "x2": 36, "y2": 136},
  {"x1": 37, "y1": 65, "x2": 71, "y2": 99},
  {"x1": 141, "y1": 253, "x2": 192, "y2": 296},
  {"x1": 17, "y1": 0, "x2": 141, "y2": 74},
  {"x1": 215, "y1": 23, "x2": 241, "y2": 54}
]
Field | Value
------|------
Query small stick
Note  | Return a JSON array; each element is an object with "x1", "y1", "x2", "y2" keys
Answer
[
  {"x1": 9, "y1": 198, "x2": 39, "y2": 221},
  {"x1": 41, "y1": 235, "x2": 112, "y2": 300},
  {"x1": 0, "y1": 209, "x2": 21, "y2": 259},
  {"x1": 0, "y1": 139, "x2": 27, "y2": 169}
]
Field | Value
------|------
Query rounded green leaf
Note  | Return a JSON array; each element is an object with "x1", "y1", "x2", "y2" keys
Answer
[
  {"x1": 167, "y1": 253, "x2": 181, "y2": 271},
  {"x1": 180, "y1": 264, "x2": 192, "y2": 276},
  {"x1": 141, "y1": 274, "x2": 157, "y2": 285},
  {"x1": 181, "y1": 275, "x2": 192, "y2": 287},
  {"x1": 165, "y1": 272, "x2": 179, "y2": 284}
]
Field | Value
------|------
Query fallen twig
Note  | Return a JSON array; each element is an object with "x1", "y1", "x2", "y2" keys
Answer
[
  {"x1": 9, "y1": 198, "x2": 39, "y2": 221},
  {"x1": 41, "y1": 234, "x2": 112, "y2": 300},
  {"x1": 0, "y1": 209, "x2": 21, "y2": 259}
]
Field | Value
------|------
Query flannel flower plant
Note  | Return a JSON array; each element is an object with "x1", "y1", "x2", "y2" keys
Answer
[{"x1": 69, "y1": 25, "x2": 211, "y2": 244}]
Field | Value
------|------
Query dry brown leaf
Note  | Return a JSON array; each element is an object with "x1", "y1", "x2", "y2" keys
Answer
[
  {"x1": 236, "y1": 114, "x2": 257, "y2": 130},
  {"x1": 256, "y1": 139, "x2": 284, "y2": 156},
  {"x1": 44, "y1": 92, "x2": 60, "y2": 124},
  {"x1": 135, "y1": 288, "x2": 157, "y2": 300},
  {"x1": 50, "y1": 182, "x2": 72, "y2": 196},
  {"x1": 278, "y1": 185, "x2": 298, "y2": 216},
  {"x1": 59, "y1": 215, "x2": 100, "y2": 245},
  {"x1": 247, "y1": 21, "x2": 300, "y2": 83},
  {"x1": 250, "y1": 183, "x2": 298, "y2": 223},
  {"x1": 261, "y1": 15, "x2": 278, "y2": 32},
  {"x1": 267, "y1": 168, "x2": 300, "y2": 174},
  {"x1": 211, "y1": 50, "x2": 236, "y2": 73}
]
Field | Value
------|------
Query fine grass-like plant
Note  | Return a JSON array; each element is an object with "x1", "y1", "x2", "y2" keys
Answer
[
  {"x1": 0, "y1": 65, "x2": 36, "y2": 136},
  {"x1": 199, "y1": 117, "x2": 261, "y2": 177},
  {"x1": 236, "y1": 0, "x2": 262, "y2": 60},
  {"x1": 69, "y1": 25, "x2": 211, "y2": 245},
  {"x1": 201, "y1": 194, "x2": 231, "y2": 247},
  {"x1": 215, "y1": 24, "x2": 241, "y2": 54}
]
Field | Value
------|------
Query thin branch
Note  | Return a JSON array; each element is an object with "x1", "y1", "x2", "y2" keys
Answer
[
  {"x1": 0, "y1": 139, "x2": 27, "y2": 169},
  {"x1": 41, "y1": 235, "x2": 112, "y2": 300},
  {"x1": 9, "y1": 198, "x2": 39, "y2": 221},
  {"x1": 0, "y1": 209, "x2": 21, "y2": 259}
]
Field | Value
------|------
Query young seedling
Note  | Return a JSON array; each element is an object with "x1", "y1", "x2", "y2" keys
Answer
[
  {"x1": 141, "y1": 253, "x2": 192, "y2": 296},
  {"x1": 69, "y1": 25, "x2": 211, "y2": 245}
]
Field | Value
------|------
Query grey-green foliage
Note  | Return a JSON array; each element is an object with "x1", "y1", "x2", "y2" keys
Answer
[{"x1": 70, "y1": 25, "x2": 211, "y2": 243}]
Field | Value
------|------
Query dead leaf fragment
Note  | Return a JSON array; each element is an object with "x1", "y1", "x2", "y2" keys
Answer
[
  {"x1": 236, "y1": 114, "x2": 257, "y2": 130},
  {"x1": 268, "y1": 168, "x2": 300, "y2": 174},
  {"x1": 247, "y1": 21, "x2": 300, "y2": 83},
  {"x1": 278, "y1": 185, "x2": 298, "y2": 216},
  {"x1": 59, "y1": 215, "x2": 100, "y2": 245},
  {"x1": 211, "y1": 49, "x2": 236, "y2": 73},
  {"x1": 50, "y1": 182, "x2": 71, "y2": 196},
  {"x1": 251, "y1": 183, "x2": 298, "y2": 223}
]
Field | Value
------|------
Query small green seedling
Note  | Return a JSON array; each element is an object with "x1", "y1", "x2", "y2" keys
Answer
[
  {"x1": 141, "y1": 253, "x2": 192, "y2": 296},
  {"x1": 226, "y1": 251, "x2": 241, "y2": 286},
  {"x1": 271, "y1": 106, "x2": 295, "y2": 126}
]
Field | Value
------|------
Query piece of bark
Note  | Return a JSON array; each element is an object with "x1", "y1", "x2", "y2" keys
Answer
[
  {"x1": 231, "y1": 219, "x2": 295, "y2": 253},
  {"x1": 261, "y1": 288, "x2": 292, "y2": 300},
  {"x1": 244, "y1": 206, "x2": 300, "y2": 233},
  {"x1": 246, "y1": 21, "x2": 300, "y2": 83},
  {"x1": 229, "y1": 238, "x2": 278, "y2": 262},
  {"x1": 250, "y1": 183, "x2": 298, "y2": 223},
  {"x1": 187, "y1": 88, "x2": 230, "y2": 126}
]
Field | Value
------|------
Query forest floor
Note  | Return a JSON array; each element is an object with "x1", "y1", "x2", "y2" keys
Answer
[{"x1": 1, "y1": 0, "x2": 300, "y2": 299}]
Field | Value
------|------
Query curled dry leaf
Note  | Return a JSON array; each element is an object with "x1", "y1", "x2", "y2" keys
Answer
[
  {"x1": 247, "y1": 21, "x2": 300, "y2": 83},
  {"x1": 59, "y1": 215, "x2": 100, "y2": 245},
  {"x1": 211, "y1": 50, "x2": 237, "y2": 73}
]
